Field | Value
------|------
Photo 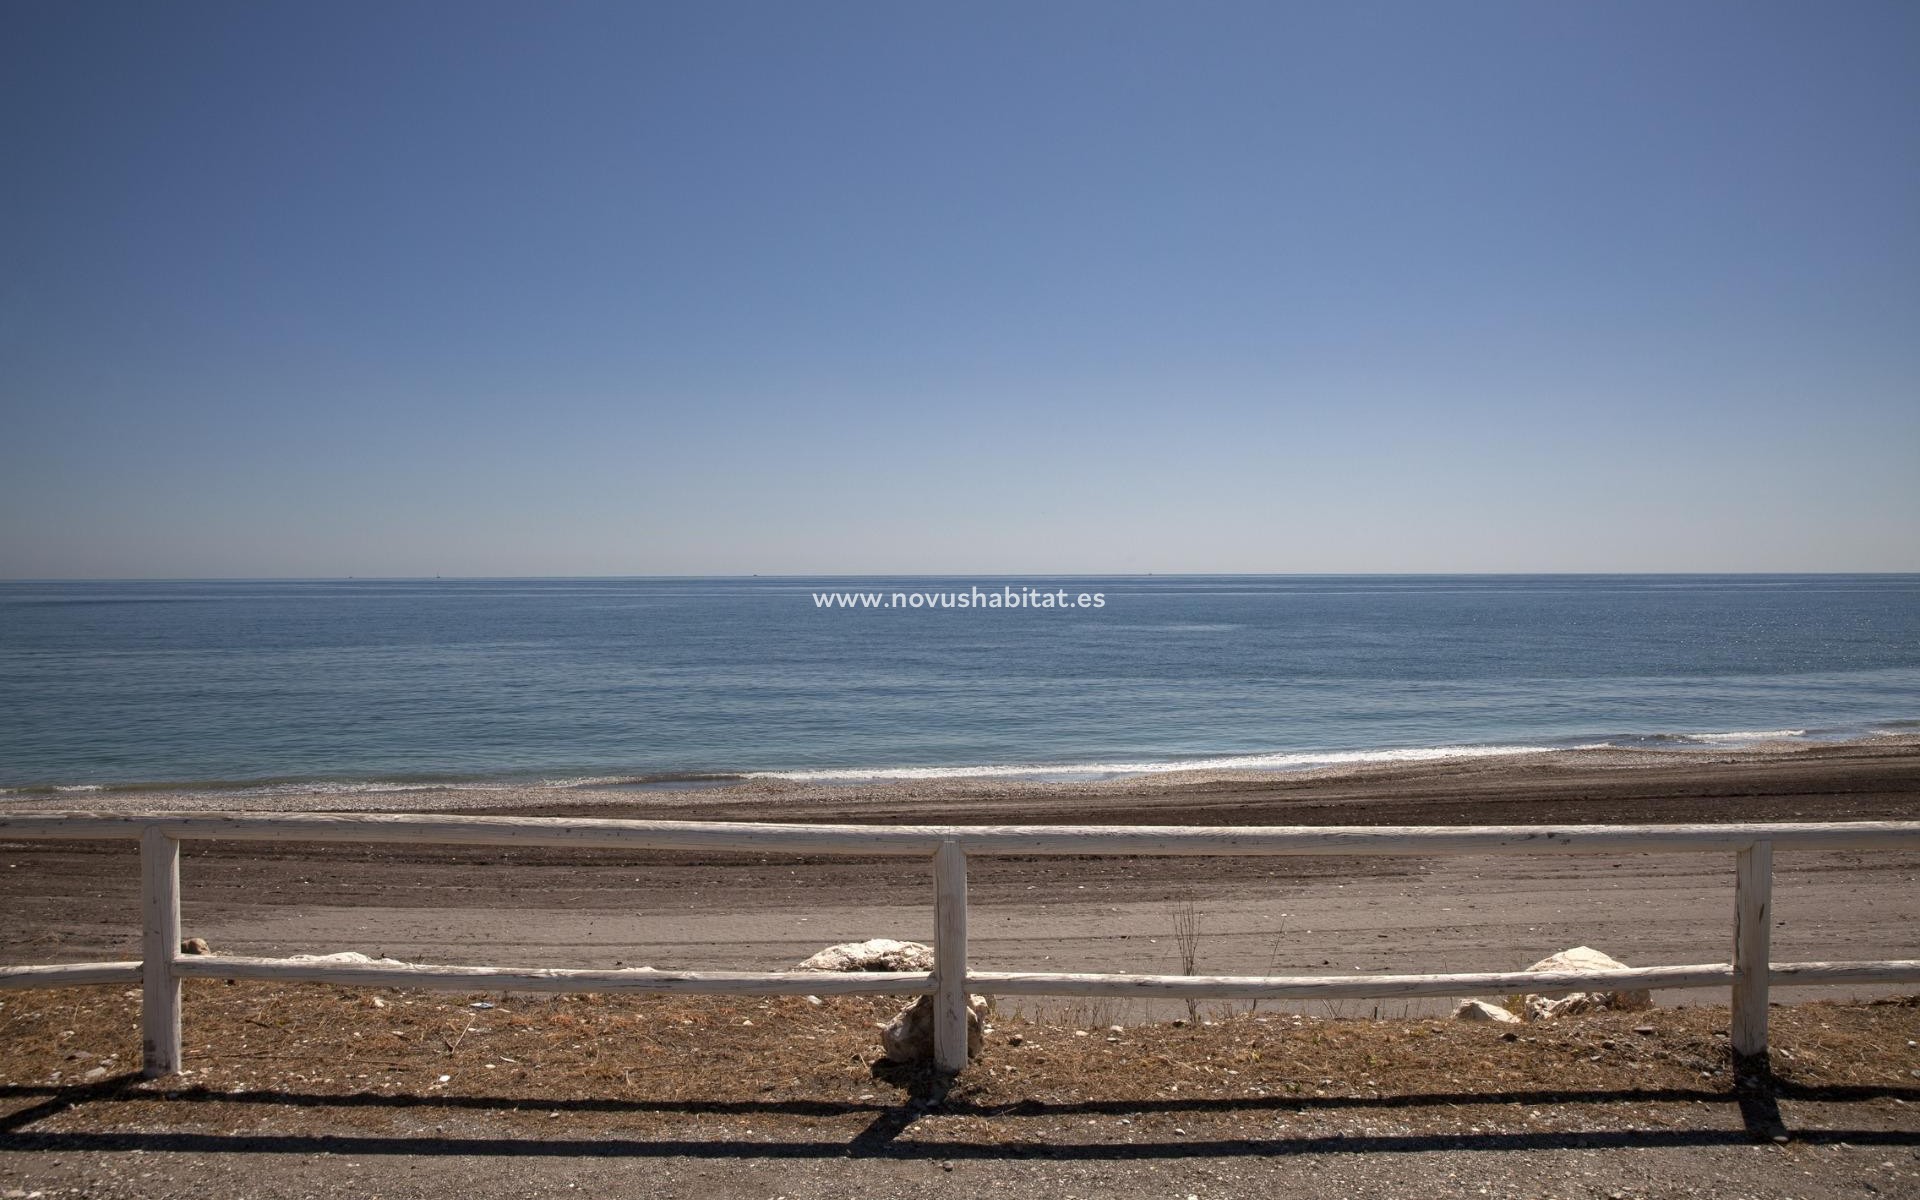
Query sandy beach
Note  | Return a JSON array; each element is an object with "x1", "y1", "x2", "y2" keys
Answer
[{"x1": 5, "y1": 738, "x2": 1917, "y2": 1018}]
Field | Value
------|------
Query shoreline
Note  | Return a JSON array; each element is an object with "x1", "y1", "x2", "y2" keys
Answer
[{"x1": 7, "y1": 730, "x2": 1919, "y2": 817}]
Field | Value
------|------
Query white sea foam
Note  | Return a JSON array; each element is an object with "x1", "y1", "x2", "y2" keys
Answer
[
  {"x1": 746, "y1": 743, "x2": 1560, "y2": 783},
  {"x1": 6, "y1": 774, "x2": 735, "y2": 799},
  {"x1": 139, "y1": 774, "x2": 740, "y2": 799},
  {"x1": 1673, "y1": 729, "x2": 1808, "y2": 744},
  {"x1": 173, "y1": 779, "x2": 528, "y2": 799}
]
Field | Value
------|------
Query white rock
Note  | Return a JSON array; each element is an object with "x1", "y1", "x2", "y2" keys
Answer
[
  {"x1": 797, "y1": 939, "x2": 934, "y2": 973},
  {"x1": 1452, "y1": 999, "x2": 1522, "y2": 1024},
  {"x1": 1510, "y1": 946, "x2": 1654, "y2": 1020},
  {"x1": 1526, "y1": 945, "x2": 1633, "y2": 978}
]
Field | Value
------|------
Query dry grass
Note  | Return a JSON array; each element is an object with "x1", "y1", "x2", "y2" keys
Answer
[{"x1": 2, "y1": 983, "x2": 1916, "y2": 1149}]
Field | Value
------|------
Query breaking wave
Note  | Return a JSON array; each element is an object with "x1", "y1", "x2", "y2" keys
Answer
[{"x1": 745, "y1": 743, "x2": 1560, "y2": 783}]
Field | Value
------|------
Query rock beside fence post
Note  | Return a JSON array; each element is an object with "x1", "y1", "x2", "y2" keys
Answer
[{"x1": 880, "y1": 993, "x2": 990, "y2": 1063}]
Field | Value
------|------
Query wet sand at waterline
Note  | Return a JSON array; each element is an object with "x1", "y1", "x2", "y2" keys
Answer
[{"x1": 3, "y1": 737, "x2": 1917, "y2": 1017}]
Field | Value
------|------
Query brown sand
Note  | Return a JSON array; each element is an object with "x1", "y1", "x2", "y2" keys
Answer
[
  {"x1": 3, "y1": 738, "x2": 1918, "y2": 1017},
  {"x1": 3, "y1": 984, "x2": 1917, "y2": 1199}
]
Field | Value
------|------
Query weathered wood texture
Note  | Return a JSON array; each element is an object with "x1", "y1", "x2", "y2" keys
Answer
[
  {"x1": 974, "y1": 959, "x2": 1920, "y2": 998},
  {"x1": 1732, "y1": 840, "x2": 1774, "y2": 1056},
  {"x1": 140, "y1": 828, "x2": 181, "y2": 1077},
  {"x1": 0, "y1": 962, "x2": 142, "y2": 988},
  {"x1": 1766, "y1": 960, "x2": 1920, "y2": 985},
  {"x1": 169, "y1": 956, "x2": 933, "y2": 995},
  {"x1": 5, "y1": 812, "x2": 1920, "y2": 856},
  {"x1": 92, "y1": 956, "x2": 1920, "y2": 1000},
  {"x1": 969, "y1": 963, "x2": 1741, "y2": 999},
  {"x1": 933, "y1": 840, "x2": 969, "y2": 1072}
]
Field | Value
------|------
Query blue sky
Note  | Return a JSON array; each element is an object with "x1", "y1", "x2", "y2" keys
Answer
[{"x1": 3, "y1": 1, "x2": 1916, "y2": 576}]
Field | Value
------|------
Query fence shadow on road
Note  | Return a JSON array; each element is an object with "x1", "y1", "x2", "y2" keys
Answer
[{"x1": 2, "y1": 1069, "x2": 1915, "y2": 1161}]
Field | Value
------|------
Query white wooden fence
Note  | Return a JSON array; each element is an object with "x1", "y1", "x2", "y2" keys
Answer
[{"x1": 2, "y1": 813, "x2": 1919, "y2": 1076}]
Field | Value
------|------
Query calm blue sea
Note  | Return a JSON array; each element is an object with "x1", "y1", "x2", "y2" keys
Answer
[{"x1": 2, "y1": 576, "x2": 1917, "y2": 795}]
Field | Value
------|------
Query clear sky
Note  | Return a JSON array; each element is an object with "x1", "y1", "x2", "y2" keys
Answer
[{"x1": 3, "y1": 1, "x2": 1916, "y2": 577}]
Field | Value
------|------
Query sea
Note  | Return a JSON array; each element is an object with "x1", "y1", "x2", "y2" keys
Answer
[{"x1": 2, "y1": 575, "x2": 1917, "y2": 798}]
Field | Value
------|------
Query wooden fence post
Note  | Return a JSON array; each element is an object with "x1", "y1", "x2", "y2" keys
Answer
[
  {"x1": 1732, "y1": 840, "x2": 1773, "y2": 1058},
  {"x1": 933, "y1": 840, "x2": 969, "y2": 1072},
  {"x1": 141, "y1": 826, "x2": 182, "y2": 1077}
]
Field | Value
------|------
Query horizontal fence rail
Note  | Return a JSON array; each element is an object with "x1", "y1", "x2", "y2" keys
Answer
[
  {"x1": 5, "y1": 812, "x2": 1920, "y2": 855},
  {"x1": 1, "y1": 812, "x2": 1917, "y2": 1075}
]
